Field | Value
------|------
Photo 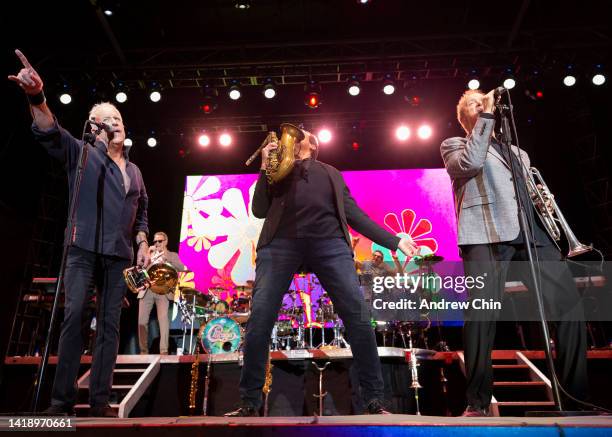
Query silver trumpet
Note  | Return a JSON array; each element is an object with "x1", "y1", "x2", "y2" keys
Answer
[{"x1": 526, "y1": 167, "x2": 592, "y2": 258}]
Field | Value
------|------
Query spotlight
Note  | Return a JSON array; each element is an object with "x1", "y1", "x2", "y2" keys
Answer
[
  {"x1": 382, "y1": 74, "x2": 395, "y2": 95},
  {"x1": 318, "y1": 129, "x2": 332, "y2": 143},
  {"x1": 235, "y1": 1, "x2": 250, "y2": 9},
  {"x1": 468, "y1": 78, "x2": 480, "y2": 90},
  {"x1": 104, "y1": 9, "x2": 113, "y2": 16},
  {"x1": 358, "y1": 0, "x2": 369, "y2": 3},
  {"x1": 59, "y1": 93, "x2": 72, "y2": 105},
  {"x1": 219, "y1": 133, "x2": 232, "y2": 147},
  {"x1": 407, "y1": 95, "x2": 421, "y2": 107},
  {"x1": 563, "y1": 75, "x2": 576, "y2": 87},
  {"x1": 592, "y1": 73, "x2": 606, "y2": 86},
  {"x1": 124, "y1": 138, "x2": 133, "y2": 147},
  {"x1": 263, "y1": 78, "x2": 277, "y2": 99},
  {"x1": 395, "y1": 125, "x2": 410, "y2": 141},
  {"x1": 147, "y1": 137, "x2": 157, "y2": 148},
  {"x1": 352, "y1": 141, "x2": 360, "y2": 151},
  {"x1": 149, "y1": 81, "x2": 162, "y2": 102},
  {"x1": 228, "y1": 80, "x2": 241, "y2": 100},
  {"x1": 113, "y1": 81, "x2": 128, "y2": 103},
  {"x1": 305, "y1": 81, "x2": 322, "y2": 109},
  {"x1": 347, "y1": 77, "x2": 360, "y2": 96},
  {"x1": 503, "y1": 77, "x2": 516, "y2": 89},
  {"x1": 198, "y1": 134, "x2": 211, "y2": 147},
  {"x1": 417, "y1": 124, "x2": 432, "y2": 140}
]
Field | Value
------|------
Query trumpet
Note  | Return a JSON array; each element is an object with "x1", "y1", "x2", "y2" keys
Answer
[
  {"x1": 526, "y1": 167, "x2": 592, "y2": 258},
  {"x1": 245, "y1": 123, "x2": 305, "y2": 184}
]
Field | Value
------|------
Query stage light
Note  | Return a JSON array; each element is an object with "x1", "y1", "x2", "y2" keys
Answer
[
  {"x1": 347, "y1": 77, "x2": 361, "y2": 96},
  {"x1": 468, "y1": 78, "x2": 480, "y2": 90},
  {"x1": 219, "y1": 133, "x2": 232, "y2": 147},
  {"x1": 147, "y1": 137, "x2": 157, "y2": 148},
  {"x1": 235, "y1": 1, "x2": 250, "y2": 9},
  {"x1": 148, "y1": 81, "x2": 162, "y2": 102},
  {"x1": 104, "y1": 9, "x2": 113, "y2": 16},
  {"x1": 395, "y1": 125, "x2": 410, "y2": 141},
  {"x1": 304, "y1": 80, "x2": 322, "y2": 109},
  {"x1": 306, "y1": 93, "x2": 320, "y2": 108},
  {"x1": 198, "y1": 134, "x2": 211, "y2": 147},
  {"x1": 358, "y1": 0, "x2": 369, "y2": 3},
  {"x1": 124, "y1": 138, "x2": 133, "y2": 147},
  {"x1": 503, "y1": 77, "x2": 516, "y2": 89},
  {"x1": 59, "y1": 93, "x2": 72, "y2": 105},
  {"x1": 228, "y1": 80, "x2": 242, "y2": 100},
  {"x1": 592, "y1": 73, "x2": 606, "y2": 86},
  {"x1": 352, "y1": 141, "x2": 360, "y2": 150},
  {"x1": 115, "y1": 91, "x2": 127, "y2": 103},
  {"x1": 563, "y1": 75, "x2": 576, "y2": 87},
  {"x1": 535, "y1": 90, "x2": 544, "y2": 99},
  {"x1": 382, "y1": 75, "x2": 395, "y2": 95},
  {"x1": 408, "y1": 95, "x2": 421, "y2": 107},
  {"x1": 417, "y1": 124, "x2": 432, "y2": 140},
  {"x1": 263, "y1": 78, "x2": 277, "y2": 99},
  {"x1": 318, "y1": 129, "x2": 332, "y2": 143}
]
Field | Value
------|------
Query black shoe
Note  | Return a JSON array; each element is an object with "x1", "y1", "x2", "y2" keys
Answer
[
  {"x1": 461, "y1": 405, "x2": 490, "y2": 417},
  {"x1": 366, "y1": 399, "x2": 392, "y2": 415},
  {"x1": 89, "y1": 405, "x2": 118, "y2": 417},
  {"x1": 224, "y1": 402, "x2": 259, "y2": 417},
  {"x1": 41, "y1": 404, "x2": 75, "y2": 416}
]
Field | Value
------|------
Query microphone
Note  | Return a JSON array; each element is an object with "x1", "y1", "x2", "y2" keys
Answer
[
  {"x1": 88, "y1": 119, "x2": 115, "y2": 134},
  {"x1": 494, "y1": 87, "x2": 507, "y2": 100}
]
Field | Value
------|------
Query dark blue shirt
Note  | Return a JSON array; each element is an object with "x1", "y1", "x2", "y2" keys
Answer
[{"x1": 32, "y1": 119, "x2": 149, "y2": 260}]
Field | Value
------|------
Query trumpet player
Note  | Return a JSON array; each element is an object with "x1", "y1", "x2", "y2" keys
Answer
[
  {"x1": 441, "y1": 88, "x2": 587, "y2": 416},
  {"x1": 138, "y1": 232, "x2": 185, "y2": 355},
  {"x1": 9, "y1": 49, "x2": 150, "y2": 417},
  {"x1": 225, "y1": 127, "x2": 418, "y2": 417}
]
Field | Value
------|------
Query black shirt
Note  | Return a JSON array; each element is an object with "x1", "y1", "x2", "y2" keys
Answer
[
  {"x1": 275, "y1": 158, "x2": 344, "y2": 239},
  {"x1": 32, "y1": 119, "x2": 149, "y2": 260}
]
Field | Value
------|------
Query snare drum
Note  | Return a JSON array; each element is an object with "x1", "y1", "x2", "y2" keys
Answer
[{"x1": 198, "y1": 316, "x2": 242, "y2": 354}]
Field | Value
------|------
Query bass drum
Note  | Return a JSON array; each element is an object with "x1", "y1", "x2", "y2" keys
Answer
[{"x1": 198, "y1": 316, "x2": 242, "y2": 354}]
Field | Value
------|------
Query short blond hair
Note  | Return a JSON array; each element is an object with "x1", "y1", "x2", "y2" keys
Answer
[
  {"x1": 456, "y1": 89, "x2": 483, "y2": 134},
  {"x1": 154, "y1": 231, "x2": 168, "y2": 242},
  {"x1": 89, "y1": 102, "x2": 120, "y2": 120}
]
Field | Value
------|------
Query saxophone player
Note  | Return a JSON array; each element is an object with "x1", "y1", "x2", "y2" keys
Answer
[
  {"x1": 440, "y1": 89, "x2": 588, "y2": 416},
  {"x1": 224, "y1": 128, "x2": 418, "y2": 416},
  {"x1": 138, "y1": 232, "x2": 185, "y2": 355}
]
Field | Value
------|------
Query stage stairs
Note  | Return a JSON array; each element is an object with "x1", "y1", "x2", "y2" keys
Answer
[
  {"x1": 458, "y1": 350, "x2": 556, "y2": 417},
  {"x1": 74, "y1": 355, "x2": 160, "y2": 418}
]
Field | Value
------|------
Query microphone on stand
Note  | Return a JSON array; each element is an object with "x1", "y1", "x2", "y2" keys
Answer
[
  {"x1": 493, "y1": 86, "x2": 507, "y2": 100},
  {"x1": 88, "y1": 120, "x2": 116, "y2": 134}
]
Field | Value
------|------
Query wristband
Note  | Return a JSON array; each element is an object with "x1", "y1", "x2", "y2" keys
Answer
[
  {"x1": 137, "y1": 240, "x2": 148, "y2": 247},
  {"x1": 27, "y1": 91, "x2": 46, "y2": 106}
]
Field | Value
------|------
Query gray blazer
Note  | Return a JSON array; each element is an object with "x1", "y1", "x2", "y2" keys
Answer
[{"x1": 440, "y1": 115, "x2": 530, "y2": 246}]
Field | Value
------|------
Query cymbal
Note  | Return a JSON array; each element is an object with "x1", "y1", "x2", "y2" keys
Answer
[
  {"x1": 413, "y1": 254, "x2": 444, "y2": 266},
  {"x1": 234, "y1": 285, "x2": 253, "y2": 292},
  {"x1": 179, "y1": 288, "x2": 208, "y2": 306},
  {"x1": 208, "y1": 286, "x2": 226, "y2": 293}
]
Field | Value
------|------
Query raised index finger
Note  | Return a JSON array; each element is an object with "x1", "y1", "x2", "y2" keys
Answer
[{"x1": 15, "y1": 49, "x2": 33, "y2": 70}]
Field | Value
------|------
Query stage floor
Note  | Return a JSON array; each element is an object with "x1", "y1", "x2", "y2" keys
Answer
[{"x1": 4, "y1": 414, "x2": 609, "y2": 437}]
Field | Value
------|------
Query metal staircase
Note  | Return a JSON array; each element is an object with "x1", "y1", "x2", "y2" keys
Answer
[
  {"x1": 459, "y1": 350, "x2": 556, "y2": 417},
  {"x1": 74, "y1": 355, "x2": 160, "y2": 418}
]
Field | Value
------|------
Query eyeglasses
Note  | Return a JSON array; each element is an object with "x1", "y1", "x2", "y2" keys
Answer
[{"x1": 153, "y1": 240, "x2": 165, "y2": 244}]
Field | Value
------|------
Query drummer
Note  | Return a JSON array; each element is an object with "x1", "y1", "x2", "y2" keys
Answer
[{"x1": 138, "y1": 231, "x2": 185, "y2": 355}]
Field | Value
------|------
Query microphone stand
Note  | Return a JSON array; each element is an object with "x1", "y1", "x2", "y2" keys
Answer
[
  {"x1": 32, "y1": 122, "x2": 95, "y2": 411},
  {"x1": 495, "y1": 96, "x2": 565, "y2": 412}
]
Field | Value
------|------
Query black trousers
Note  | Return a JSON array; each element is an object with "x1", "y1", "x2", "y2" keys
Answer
[
  {"x1": 239, "y1": 237, "x2": 384, "y2": 408},
  {"x1": 460, "y1": 242, "x2": 588, "y2": 409},
  {"x1": 51, "y1": 246, "x2": 130, "y2": 408}
]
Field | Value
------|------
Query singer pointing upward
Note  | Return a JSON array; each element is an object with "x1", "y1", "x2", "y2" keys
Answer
[{"x1": 9, "y1": 49, "x2": 150, "y2": 417}]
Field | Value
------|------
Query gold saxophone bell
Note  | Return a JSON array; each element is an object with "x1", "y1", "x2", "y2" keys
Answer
[
  {"x1": 123, "y1": 262, "x2": 178, "y2": 295},
  {"x1": 245, "y1": 123, "x2": 305, "y2": 184}
]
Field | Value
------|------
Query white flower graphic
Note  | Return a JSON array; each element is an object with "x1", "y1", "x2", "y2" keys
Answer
[{"x1": 207, "y1": 182, "x2": 264, "y2": 285}]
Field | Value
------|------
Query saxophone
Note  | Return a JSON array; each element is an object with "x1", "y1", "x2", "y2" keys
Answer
[
  {"x1": 262, "y1": 350, "x2": 273, "y2": 417},
  {"x1": 189, "y1": 347, "x2": 200, "y2": 412},
  {"x1": 244, "y1": 124, "x2": 305, "y2": 184}
]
